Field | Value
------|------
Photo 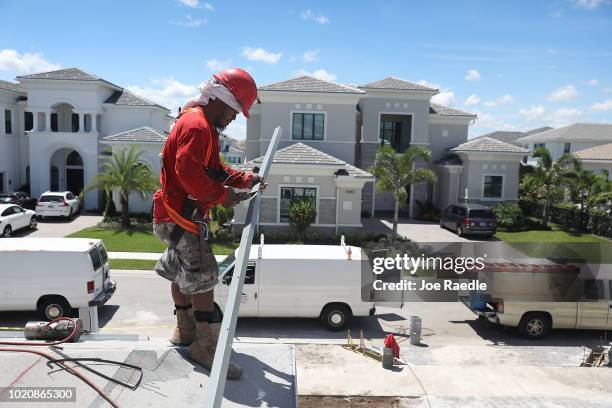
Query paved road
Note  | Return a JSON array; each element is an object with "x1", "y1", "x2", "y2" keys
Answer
[
  {"x1": 0, "y1": 269, "x2": 589, "y2": 349},
  {"x1": 12, "y1": 213, "x2": 102, "y2": 238}
]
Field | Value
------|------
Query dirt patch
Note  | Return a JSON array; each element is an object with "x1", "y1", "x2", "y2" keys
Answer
[{"x1": 298, "y1": 395, "x2": 421, "y2": 408}]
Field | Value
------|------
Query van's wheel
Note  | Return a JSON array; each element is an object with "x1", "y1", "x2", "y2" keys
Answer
[
  {"x1": 2, "y1": 226, "x2": 11, "y2": 238},
  {"x1": 66, "y1": 208, "x2": 73, "y2": 219},
  {"x1": 439, "y1": 220, "x2": 444, "y2": 229},
  {"x1": 518, "y1": 312, "x2": 551, "y2": 339},
  {"x1": 29, "y1": 216, "x2": 38, "y2": 230},
  {"x1": 213, "y1": 303, "x2": 223, "y2": 322},
  {"x1": 38, "y1": 296, "x2": 72, "y2": 320},
  {"x1": 320, "y1": 304, "x2": 351, "y2": 331},
  {"x1": 456, "y1": 225, "x2": 464, "y2": 237}
]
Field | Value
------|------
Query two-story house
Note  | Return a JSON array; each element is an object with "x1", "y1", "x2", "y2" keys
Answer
[
  {"x1": 234, "y1": 76, "x2": 528, "y2": 233},
  {"x1": 219, "y1": 133, "x2": 246, "y2": 165},
  {"x1": 516, "y1": 123, "x2": 612, "y2": 175},
  {"x1": 0, "y1": 68, "x2": 172, "y2": 212}
]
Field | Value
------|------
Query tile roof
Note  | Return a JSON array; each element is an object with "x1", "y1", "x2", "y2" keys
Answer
[
  {"x1": 0, "y1": 79, "x2": 25, "y2": 94},
  {"x1": 450, "y1": 137, "x2": 529, "y2": 153},
  {"x1": 472, "y1": 127, "x2": 554, "y2": 146},
  {"x1": 359, "y1": 77, "x2": 437, "y2": 92},
  {"x1": 104, "y1": 90, "x2": 169, "y2": 110},
  {"x1": 430, "y1": 103, "x2": 476, "y2": 117},
  {"x1": 239, "y1": 143, "x2": 373, "y2": 178},
  {"x1": 17, "y1": 67, "x2": 103, "y2": 81},
  {"x1": 102, "y1": 127, "x2": 168, "y2": 143},
  {"x1": 573, "y1": 142, "x2": 612, "y2": 161},
  {"x1": 259, "y1": 76, "x2": 365, "y2": 94},
  {"x1": 516, "y1": 123, "x2": 612, "y2": 143}
]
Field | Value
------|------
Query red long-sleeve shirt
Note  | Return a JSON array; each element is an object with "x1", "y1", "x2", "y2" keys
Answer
[{"x1": 153, "y1": 107, "x2": 253, "y2": 223}]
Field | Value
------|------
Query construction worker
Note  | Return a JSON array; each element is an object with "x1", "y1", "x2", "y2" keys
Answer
[{"x1": 152, "y1": 68, "x2": 261, "y2": 380}]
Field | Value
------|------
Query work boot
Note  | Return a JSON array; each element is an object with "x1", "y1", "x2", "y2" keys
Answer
[
  {"x1": 189, "y1": 322, "x2": 243, "y2": 380},
  {"x1": 169, "y1": 308, "x2": 196, "y2": 346}
]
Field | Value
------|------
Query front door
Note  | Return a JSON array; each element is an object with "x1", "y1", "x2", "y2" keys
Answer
[{"x1": 66, "y1": 168, "x2": 84, "y2": 196}]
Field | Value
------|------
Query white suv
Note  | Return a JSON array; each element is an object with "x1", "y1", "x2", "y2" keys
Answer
[{"x1": 36, "y1": 191, "x2": 80, "y2": 219}]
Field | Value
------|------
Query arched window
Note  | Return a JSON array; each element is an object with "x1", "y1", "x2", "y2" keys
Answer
[{"x1": 66, "y1": 151, "x2": 83, "y2": 166}]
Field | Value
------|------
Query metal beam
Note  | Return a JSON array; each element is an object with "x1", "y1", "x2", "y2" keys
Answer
[{"x1": 205, "y1": 127, "x2": 282, "y2": 408}]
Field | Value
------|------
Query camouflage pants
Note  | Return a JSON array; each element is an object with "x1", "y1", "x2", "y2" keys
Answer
[{"x1": 153, "y1": 222, "x2": 218, "y2": 294}]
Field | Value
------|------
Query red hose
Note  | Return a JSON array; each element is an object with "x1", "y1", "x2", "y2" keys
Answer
[{"x1": 0, "y1": 317, "x2": 120, "y2": 408}]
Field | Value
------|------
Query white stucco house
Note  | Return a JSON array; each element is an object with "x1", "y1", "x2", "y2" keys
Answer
[
  {"x1": 235, "y1": 75, "x2": 529, "y2": 233},
  {"x1": 219, "y1": 133, "x2": 246, "y2": 165},
  {"x1": 0, "y1": 68, "x2": 172, "y2": 212}
]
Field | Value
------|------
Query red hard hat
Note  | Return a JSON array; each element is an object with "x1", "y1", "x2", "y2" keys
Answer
[{"x1": 213, "y1": 68, "x2": 257, "y2": 118}]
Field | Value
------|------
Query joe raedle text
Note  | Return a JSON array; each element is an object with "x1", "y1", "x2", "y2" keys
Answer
[{"x1": 372, "y1": 279, "x2": 487, "y2": 291}]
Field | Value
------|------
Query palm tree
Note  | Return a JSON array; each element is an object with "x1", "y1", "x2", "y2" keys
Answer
[
  {"x1": 520, "y1": 147, "x2": 579, "y2": 226},
  {"x1": 369, "y1": 145, "x2": 437, "y2": 236},
  {"x1": 87, "y1": 147, "x2": 159, "y2": 228}
]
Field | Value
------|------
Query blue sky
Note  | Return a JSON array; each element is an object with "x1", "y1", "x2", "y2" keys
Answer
[{"x1": 1, "y1": 0, "x2": 612, "y2": 139}]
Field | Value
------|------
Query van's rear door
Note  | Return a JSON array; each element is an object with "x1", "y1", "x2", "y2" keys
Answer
[
  {"x1": 97, "y1": 243, "x2": 110, "y2": 286},
  {"x1": 88, "y1": 247, "x2": 105, "y2": 297}
]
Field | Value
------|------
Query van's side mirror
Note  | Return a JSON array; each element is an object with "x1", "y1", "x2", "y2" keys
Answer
[{"x1": 222, "y1": 273, "x2": 232, "y2": 285}]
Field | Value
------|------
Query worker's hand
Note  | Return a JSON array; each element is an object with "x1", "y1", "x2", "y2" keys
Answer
[
  {"x1": 222, "y1": 189, "x2": 243, "y2": 208},
  {"x1": 250, "y1": 174, "x2": 267, "y2": 192}
]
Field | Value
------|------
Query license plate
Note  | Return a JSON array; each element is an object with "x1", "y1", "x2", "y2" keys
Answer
[{"x1": 480, "y1": 222, "x2": 486, "y2": 226}]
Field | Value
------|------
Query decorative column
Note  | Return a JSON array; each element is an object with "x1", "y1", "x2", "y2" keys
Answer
[
  {"x1": 78, "y1": 112, "x2": 84, "y2": 133},
  {"x1": 45, "y1": 110, "x2": 51, "y2": 131},
  {"x1": 91, "y1": 113, "x2": 98, "y2": 133}
]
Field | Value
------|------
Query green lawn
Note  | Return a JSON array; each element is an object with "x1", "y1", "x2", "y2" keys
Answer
[
  {"x1": 68, "y1": 226, "x2": 238, "y2": 255},
  {"x1": 496, "y1": 227, "x2": 612, "y2": 262},
  {"x1": 109, "y1": 259, "x2": 157, "y2": 270}
]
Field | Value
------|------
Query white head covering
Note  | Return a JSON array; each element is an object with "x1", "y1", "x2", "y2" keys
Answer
[{"x1": 182, "y1": 78, "x2": 242, "y2": 113}]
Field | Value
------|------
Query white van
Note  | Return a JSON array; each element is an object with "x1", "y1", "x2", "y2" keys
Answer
[
  {"x1": 214, "y1": 242, "x2": 375, "y2": 330},
  {"x1": 0, "y1": 238, "x2": 116, "y2": 320}
]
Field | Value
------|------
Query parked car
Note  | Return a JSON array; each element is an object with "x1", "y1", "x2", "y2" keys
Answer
[
  {"x1": 36, "y1": 191, "x2": 80, "y2": 219},
  {"x1": 214, "y1": 241, "x2": 375, "y2": 330},
  {"x1": 0, "y1": 204, "x2": 37, "y2": 237},
  {"x1": 440, "y1": 203, "x2": 497, "y2": 238},
  {"x1": 0, "y1": 238, "x2": 116, "y2": 320},
  {"x1": 0, "y1": 191, "x2": 36, "y2": 209},
  {"x1": 463, "y1": 264, "x2": 612, "y2": 339}
]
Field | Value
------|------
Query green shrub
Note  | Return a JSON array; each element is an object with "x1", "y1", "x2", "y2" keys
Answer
[
  {"x1": 213, "y1": 228, "x2": 232, "y2": 242},
  {"x1": 289, "y1": 199, "x2": 316, "y2": 234},
  {"x1": 492, "y1": 202, "x2": 523, "y2": 230},
  {"x1": 214, "y1": 205, "x2": 234, "y2": 227}
]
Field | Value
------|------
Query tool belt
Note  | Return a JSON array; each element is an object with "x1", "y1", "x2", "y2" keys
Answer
[{"x1": 165, "y1": 196, "x2": 209, "y2": 245}]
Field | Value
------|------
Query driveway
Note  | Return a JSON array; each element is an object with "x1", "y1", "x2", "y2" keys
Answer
[
  {"x1": 12, "y1": 212, "x2": 102, "y2": 238},
  {"x1": 362, "y1": 218, "x2": 490, "y2": 242}
]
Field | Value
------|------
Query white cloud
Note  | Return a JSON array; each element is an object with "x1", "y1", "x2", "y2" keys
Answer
[
  {"x1": 472, "y1": 110, "x2": 514, "y2": 131},
  {"x1": 591, "y1": 99, "x2": 612, "y2": 111},
  {"x1": 548, "y1": 84, "x2": 578, "y2": 101},
  {"x1": 302, "y1": 49, "x2": 319, "y2": 62},
  {"x1": 588, "y1": 79, "x2": 599, "y2": 86},
  {"x1": 570, "y1": 0, "x2": 610, "y2": 9},
  {"x1": 604, "y1": 87, "x2": 612, "y2": 93},
  {"x1": 203, "y1": 3, "x2": 214, "y2": 11},
  {"x1": 242, "y1": 46, "x2": 281, "y2": 64},
  {"x1": 294, "y1": 69, "x2": 337, "y2": 82},
  {"x1": 464, "y1": 94, "x2": 480, "y2": 106},
  {"x1": 0, "y1": 49, "x2": 60, "y2": 75},
  {"x1": 417, "y1": 79, "x2": 456, "y2": 106},
  {"x1": 519, "y1": 104, "x2": 547, "y2": 121},
  {"x1": 519, "y1": 104, "x2": 582, "y2": 127},
  {"x1": 432, "y1": 91, "x2": 456, "y2": 106},
  {"x1": 178, "y1": 0, "x2": 199, "y2": 8},
  {"x1": 301, "y1": 9, "x2": 330, "y2": 24},
  {"x1": 465, "y1": 69, "x2": 481, "y2": 82},
  {"x1": 170, "y1": 14, "x2": 206, "y2": 27},
  {"x1": 127, "y1": 78, "x2": 197, "y2": 114},
  {"x1": 484, "y1": 94, "x2": 514, "y2": 107},
  {"x1": 206, "y1": 58, "x2": 232, "y2": 71}
]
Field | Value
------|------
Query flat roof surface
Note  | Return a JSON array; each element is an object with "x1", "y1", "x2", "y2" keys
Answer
[
  {"x1": 0, "y1": 238, "x2": 101, "y2": 253},
  {"x1": 0, "y1": 339, "x2": 296, "y2": 408}
]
